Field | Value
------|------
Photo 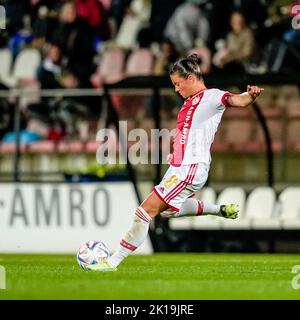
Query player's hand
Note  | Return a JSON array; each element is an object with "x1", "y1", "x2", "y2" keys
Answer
[
  {"x1": 167, "y1": 154, "x2": 173, "y2": 164},
  {"x1": 247, "y1": 85, "x2": 264, "y2": 100}
]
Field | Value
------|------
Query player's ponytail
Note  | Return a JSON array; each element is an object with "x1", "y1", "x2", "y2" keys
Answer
[
  {"x1": 186, "y1": 53, "x2": 202, "y2": 65},
  {"x1": 170, "y1": 53, "x2": 203, "y2": 80}
]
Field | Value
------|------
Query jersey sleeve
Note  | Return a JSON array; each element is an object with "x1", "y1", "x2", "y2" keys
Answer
[
  {"x1": 210, "y1": 89, "x2": 233, "y2": 111},
  {"x1": 221, "y1": 91, "x2": 233, "y2": 108}
]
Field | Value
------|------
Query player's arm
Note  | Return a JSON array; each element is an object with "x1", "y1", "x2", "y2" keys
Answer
[{"x1": 226, "y1": 85, "x2": 264, "y2": 108}]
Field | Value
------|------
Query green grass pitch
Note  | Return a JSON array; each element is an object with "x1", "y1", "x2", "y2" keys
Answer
[{"x1": 0, "y1": 253, "x2": 300, "y2": 300}]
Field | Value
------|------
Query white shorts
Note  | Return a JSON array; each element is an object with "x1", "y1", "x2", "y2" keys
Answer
[{"x1": 153, "y1": 163, "x2": 209, "y2": 212}]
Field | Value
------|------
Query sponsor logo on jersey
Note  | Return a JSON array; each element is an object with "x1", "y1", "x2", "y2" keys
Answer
[
  {"x1": 159, "y1": 186, "x2": 165, "y2": 193},
  {"x1": 180, "y1": 105, "x2": 195, "y2": 144},
  {"x1": 192, "y1": 96, "x2": 200, "y2": 105}
]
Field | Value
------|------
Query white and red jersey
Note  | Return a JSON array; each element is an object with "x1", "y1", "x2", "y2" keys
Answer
[{"x1": 169, "y1": 88, "x2": 231, "y2": 167}]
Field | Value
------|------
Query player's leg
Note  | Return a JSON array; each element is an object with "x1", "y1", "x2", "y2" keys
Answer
[
  {"x1": 90, "y1": 192, "x2": 168, "y2": 271},
  {"x1": 171, "y1": 198, "x2": 239, "y2": 219},
  {"x1": 160, "y1": 191, "x2": 239, "y2": 219},
  {"x1": 91, "y1": 166, "x2": 177, "y2": 271}
]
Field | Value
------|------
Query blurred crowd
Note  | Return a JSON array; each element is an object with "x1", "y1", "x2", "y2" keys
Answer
[{"x1": 0, "y1": 0, "x2": 300, "y2": 142}]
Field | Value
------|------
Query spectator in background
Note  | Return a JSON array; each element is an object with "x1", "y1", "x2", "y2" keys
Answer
[
  {"x1": 29, "y1": 0, "x2": 60, "y2": 25},
  {"x1": 212, "y1": 11, "x2": 256, "y2": 73},
  {"x1": 28, "y1": 42, "x2": 101, "y2": 139},
  {"x1": 37, "y1": 42, "x2": 62, "y2": 89},
  {"x1": 150, "y1": 0, "x2": 183, "y2": 43},
  {"x1": 51, "y1": 1, "x2": 95, "y2": 87},
  {"x1": 0, "y1": 97, "x2": 11, "y2": 140},
  {"x1": 109, "y1": 0, "x2": 132, "y2": 36},
  {"x1": 150, "y1": 38, "x2": 181, "y2": 120},
  {"x1": 265, "y1": 1, "x2": 300, "y2": 73},
  {"x1": 282, "y1": 1, "x2": 300, "y2": 48},
  {"x1": 29, "y1": 0, "x2": 60, "y2": 16},
  {"x1": 228, "y1": 0, "x2": 268, "y2": 31},
  {"x1": 164, "y1": 0, "x2": 210, "y2": 54},
  {"x1": 75, "y1": 0, "x2": 111, "y2": 40},
  {"x1": 8, "y1": 14, "x2": 34, "y2": 59},
  {"x1": 32, "y1": 4, "x2": 58, "y2": 50},
  {"x1": 114, "y1": 0, "x2": 151, "y2": 50},
  {"x1": 4, "y1": 0, "x2": 31, "y2": 37},
  {"x1": 255, "y1": 0, "x2": 292, "y2": 48},
  {"x1": 153, "y1": 39, "x2": 179, "y2": 76},
  {"x1": 27, "y1": 42, "x2": 67, "y2": 138}
]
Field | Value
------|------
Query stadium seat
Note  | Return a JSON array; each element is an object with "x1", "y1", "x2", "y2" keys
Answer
[
  {"x1": 217, "y1": 187, "x2": 249, "y2": 229},
  {"x1": 223, "y1": 105, "x2": 254, "y2": 119},
  {"x1": 137, "y1": 181, "x2": 154, "y2": 203},
  {"x1": 3, "y1": 48, "x2": 41, "y2": 88},
  {"x1": 0, "y1": 142, "x2": 28, "y2": 154},
  {"x1": 286, "y1": 101, "x2": 300, "y2": 119},
  {"x1": 224, "y1": 119, "x2": 254, "y2": 151},
  {"x1": 168, "y1": 216, "x2": 193, "y2": 230},
  {"x1": 286, "y1": 119, "x2": 300, "y2": 151},
  {"x1": 111, "y1": 48, "x2": 153, "y2": 119},
  {"x1": 249, "y1": 120, "x2": 284, "y2": 152},
  {"x1": 278, "y1": 187, "x2": 300, "y2": 229},
  {"x1": 210, "y1": 122, "x2": 231, "y2": 152},
  {"x1": 265, "y1": 107, "x2": 284, "y2": 118},
  {"x1": 57, "y1": 140, "x2": 85, "y2": 153},
  {"x1": 0, "y1": 48, "x2": 12, "y2": 84},
  {"x1": 28, "y1": 140, "x2": 56, "y2": 153},
  {"x1": 244, "y1": 187, "x2": 280, "y2": 229},
  {"x1": 191, "y1": 187, "x2": 222, "y2": 230},
  {"x1": 125, "y1": 48, "x2": 153, "y2": 77},
  {"x1": 91, "y1": 47, "x2": 125, "y2": 88},
  {"x1": 85, "y1": 140, "x2": 100, "y2": 153},
  {"x1": 114, "y1": 0, "x2": 151, "y2": 50},
  {"x1": 195, "y1": 187, "x2": 216, "y2": 203}
]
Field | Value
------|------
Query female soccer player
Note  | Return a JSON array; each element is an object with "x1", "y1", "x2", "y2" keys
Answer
[{"x1": 90, "y1": 54, "x2": 264, "y2": 271}]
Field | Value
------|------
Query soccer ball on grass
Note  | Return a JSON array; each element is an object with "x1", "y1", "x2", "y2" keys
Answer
[{"x1": 77, "y1": 240, "x2": 110, "y2": 270}]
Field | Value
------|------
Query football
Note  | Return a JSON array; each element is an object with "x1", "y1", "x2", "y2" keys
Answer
[{"x1": 76, "y1": 240, "x2": 110, "y2": 270}]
